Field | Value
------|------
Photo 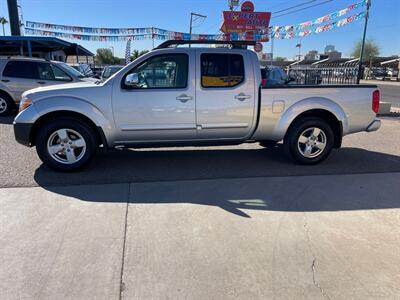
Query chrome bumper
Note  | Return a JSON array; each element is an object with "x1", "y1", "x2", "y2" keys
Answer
[{"x1": 366, "y1": 119, "x2": 381, "y2": 132}]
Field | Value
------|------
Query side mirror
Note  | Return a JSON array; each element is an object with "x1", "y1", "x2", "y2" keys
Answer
[{"x1": 125, "y1": 73, "x2": 139, "y2": 87}]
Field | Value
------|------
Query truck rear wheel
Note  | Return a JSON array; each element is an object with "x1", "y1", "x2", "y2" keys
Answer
[
  {"x1": 283, "y1": 117, "x2": 334, "y2": 165},
  {"x1": 35, "y1": 117, "x2": 97, "y2": 171}
]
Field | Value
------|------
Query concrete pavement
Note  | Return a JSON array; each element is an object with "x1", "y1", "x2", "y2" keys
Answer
[{"x1": 1, "y1": 173, "x2": 400, "y2": 299}]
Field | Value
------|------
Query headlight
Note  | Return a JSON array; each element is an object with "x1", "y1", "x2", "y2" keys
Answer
[{"x1": 19, "y1": 97, "x2": 32, "y2": 112}]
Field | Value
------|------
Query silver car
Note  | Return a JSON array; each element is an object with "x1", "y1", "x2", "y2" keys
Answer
[{"x1": 0, "y1": 57, "x2": 96, "y2": 116}]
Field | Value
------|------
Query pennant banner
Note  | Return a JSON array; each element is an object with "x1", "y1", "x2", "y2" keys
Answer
[
  {"x1": 273, "y1": 11, "x2": 366, "y2": 40},
  {"x1": 24, "y1": 28, "x2": 269, "y2": 42},
  {"x1": 271, "y1": 0, "x2": 367, "y2": 37},
  {"x1": 26, "y1": 21, "x2": 153, "y2": 35},
  {"x1": 25, "y1": 0, "x2": 367, "y2": 42}
]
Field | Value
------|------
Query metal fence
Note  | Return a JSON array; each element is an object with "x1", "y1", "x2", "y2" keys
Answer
[{"x1": 287, "y1": 66, "x2": 359, "y2": 85}]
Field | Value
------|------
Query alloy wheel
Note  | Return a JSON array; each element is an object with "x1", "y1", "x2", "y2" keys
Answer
[
  {"x1": 46, "y1": 128, "x2": 87, "y2": 164},
  {"x1": 297, "y1": 127, "x2": 327, "y2": 158},
  {"x1": 0, "y1": 97, "x2": 7, "y2": 114}
]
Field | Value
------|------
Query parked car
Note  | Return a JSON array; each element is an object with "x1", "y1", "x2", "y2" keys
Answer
[
  {"x1": 14, "y1": 40, "x2": 381, "y2": 171},
  {"x1": 101, "y1": 65, "x2": 123, "y2": 81},
  {"x1": 0, "y1": 57, "x2": 97, "y2": 116},
  {"x1": 69, "y1": 63, "x2": 94, "y2": 77}
]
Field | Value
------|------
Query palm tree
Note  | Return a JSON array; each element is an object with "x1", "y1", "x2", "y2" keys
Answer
[{"x1": 0, "y1": 17, "x2": 8, "y2": 36}]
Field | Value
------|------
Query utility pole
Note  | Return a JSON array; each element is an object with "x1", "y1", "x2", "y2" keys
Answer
[
  {"x1": 357, "y1": 0, "x2": 371, "y2": 84},
  {"x1": 189, "y1": 12, "x2": 206, "y2": 47},
  {"x1": 7, "y1": 0, "x2": 21, "y2": 35}
]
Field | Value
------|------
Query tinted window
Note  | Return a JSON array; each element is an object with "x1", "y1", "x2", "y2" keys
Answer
[
  {"x1": 127, "y1": 54, "x2": 188, "y2": 89},
  {"x1": 50, "y1": 64, "x2": 72, "y2": 81},
  {"x1": 3, "y1": 61, "x2": 39, "y2": 79},
  {"x1": 37, "y1": 63, "x2": 54, "y2": 80},
  {"x1": 201, "y1": 54, "x2": 245, "y2": 88}
]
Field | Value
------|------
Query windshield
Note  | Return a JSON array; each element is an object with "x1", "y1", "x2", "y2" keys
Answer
[
  {"x1": 58, "y1": 63, "x2": 86, "y2": 78},
  {"x1": 102, "y1": 66, "x2": 123, "y2": 79}
]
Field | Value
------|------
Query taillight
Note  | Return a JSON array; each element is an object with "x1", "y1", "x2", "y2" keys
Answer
[
  {"x1": 372, "y1": 90, "x2": 380, "y2": 114},
  {"x1": 261, "y1": 79, "x2": 267, "y2": 87}
]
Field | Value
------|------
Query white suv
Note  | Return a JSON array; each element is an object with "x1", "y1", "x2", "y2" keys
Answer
[{"x1": 0, "y1": 57, "x2": 96, "y2": 116}]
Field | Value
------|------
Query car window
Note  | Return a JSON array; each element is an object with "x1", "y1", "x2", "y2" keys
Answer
[
  {"x1": 37, "y1": 63, "x2": 54, "y2": 80},
  {"x1": 50, "y1": 64, "x2": 72, "y2": 81},
  {"x1": 126, "y1": 54, "x2": 188, "y2": 89},
  {"x1": 278, "y1": 68, "x2": 288, "y2": 80},
  {"x1": 201, "y1": 54, "x2": 245, "y2": 88},
  {"x1": 2, "y1": 61, "x2": 39, "y2": 79}
]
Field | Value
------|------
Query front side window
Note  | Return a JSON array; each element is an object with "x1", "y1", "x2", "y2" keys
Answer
[
  {"x1": 37, "y1": 63, "x2": 54, "y2": 80},
  {"x1": 126, "y1": 54, "x2": 188, "y2": 89},
  {"x1": 201, "y1": 54, "x2": 245, "y2": 88},
  {"x1": 3, "y1": 61, "x2": 39, "y2": 79}
]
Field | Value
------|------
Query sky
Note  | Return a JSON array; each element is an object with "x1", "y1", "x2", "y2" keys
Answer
[{"x1": 1, "y1": 0, "x2": 399, "y2": 59}]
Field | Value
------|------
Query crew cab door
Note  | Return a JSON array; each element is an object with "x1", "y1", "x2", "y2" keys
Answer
[
  {"x1": 195, "y1": 50, "x2": 256, "y2": 139},
  {"x1": 112, "y1": 51, "x2": 196, "y2": 142}
]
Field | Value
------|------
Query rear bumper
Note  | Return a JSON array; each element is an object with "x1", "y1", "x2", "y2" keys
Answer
[
  {"x1": 366, "y1": 119, "x2": 381, "y2": 132},
  {"x1": 13, "y1": 122, "x2": 33, "y2": 146}
]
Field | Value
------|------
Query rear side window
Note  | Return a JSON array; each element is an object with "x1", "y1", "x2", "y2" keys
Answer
[
  {"x1": 3, "y1": 61, "x2": 39, "y2": 79},
  {"x1": 201, "y1": 54, "x2": 245, "y2": 88}
]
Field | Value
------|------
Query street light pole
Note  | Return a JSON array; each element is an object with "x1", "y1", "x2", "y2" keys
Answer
[
  {"x1": 357, "y1": 0, "x2": 371, "y2": 84},
  {"x1": 189, "y1": 12, "x2": 207, "y2": 47}
]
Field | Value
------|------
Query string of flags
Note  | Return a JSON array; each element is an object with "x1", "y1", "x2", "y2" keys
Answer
[
  {"x1": 273, "y1": 11, "x2": 366, "y2": 40},
  {"x1": 25, "y1": 0, "x2": 367, "y2": 42},
  {"x1": 271, "y1": 0, "x2": 366, "y2": 33},
  {"x1": 24, "y1": 28, "x2": 269, "y2": 42}
]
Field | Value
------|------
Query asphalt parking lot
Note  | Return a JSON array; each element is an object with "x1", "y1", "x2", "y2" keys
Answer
[{"x1": 1, "y1": 115, "x2": 400, "y2": 299}]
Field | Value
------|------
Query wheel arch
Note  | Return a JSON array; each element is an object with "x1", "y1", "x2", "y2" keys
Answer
[
  {"x1": 286, "y1": 109, "x2": 343, "y2": 148},
  {"x1": 274, "y1": 97, "x2": 347, "y2": 149},
  {"x1": 29, "y1": 110, "x2": 108, "y2": 148},
  {"x1": 0, "y1": 88, "x2": 16, "y2": 108}
]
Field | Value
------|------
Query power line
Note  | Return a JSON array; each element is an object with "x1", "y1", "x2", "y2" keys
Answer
[
  {"x1": 272, "y1": 0, "x2": 318, "y2": 14},
  {"x1": 272, "y1": 0, "x2": 334, "y2": 19}
]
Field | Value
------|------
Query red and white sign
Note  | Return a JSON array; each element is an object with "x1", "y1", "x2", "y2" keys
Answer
[
  {"x1": 241, "y1": 1, "x2": 255, "y2": 12},
  {"x1": 220, "y1": 1, "x2": 271, "y2": 34},
  {"x1": 254, "y1": 42, "x2": 263, "y2": 52}
]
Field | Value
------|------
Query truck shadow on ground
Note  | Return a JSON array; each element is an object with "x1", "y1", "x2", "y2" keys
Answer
[
  {"x1": 34, "y1": 146, "x2": 400, "y2": 217},
  {"x1": 0, "y1": 116, "x2": 14, "y2": 125}
]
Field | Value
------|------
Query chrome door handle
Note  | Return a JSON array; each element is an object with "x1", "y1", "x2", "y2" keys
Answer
[
  {"x1": 234, "y1": 93, "x2": 251, "y2": 101},
  {"x1": 176, "y1": 94, "x2": 193, "y2": 103}
]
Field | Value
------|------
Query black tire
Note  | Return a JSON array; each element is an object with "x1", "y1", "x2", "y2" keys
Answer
[
  {"x1": 283, "y1": 117, "x2": 334, "y2": 165},
  {"x1": 35, "y1": 117, "x2": 98, "y2": 171},
  {"x1": 0, "y1": 92, "x2": 15, "y2": 117}
]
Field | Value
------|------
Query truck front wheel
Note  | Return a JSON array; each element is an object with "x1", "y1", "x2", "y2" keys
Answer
[
  {"x1": 283, "y1": 117, "x2": 334, "y2": 165},
  {"x1": 35, "y1": 117, "x2": 98, "y2": 171}
]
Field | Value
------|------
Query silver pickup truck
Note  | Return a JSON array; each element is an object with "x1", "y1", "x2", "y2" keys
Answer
[{"x1": 13, "y1": 40, "x2": 381, "y2": 171}]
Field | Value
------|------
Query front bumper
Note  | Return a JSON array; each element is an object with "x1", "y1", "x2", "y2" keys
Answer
[
  {"x1": 13, "y1": 122, "x2": 33, "y2": 146},
  {"x1": 366, "y1": 119, "x2": 381, "y2": 132}
]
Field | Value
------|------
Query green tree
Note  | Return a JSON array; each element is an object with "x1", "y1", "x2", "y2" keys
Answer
[
  {"x1": 274, "y1": 57, "x2": 287, "y2": 62},
  {"x1": 95, "y1": 48, "x2": 119, "y2": 65},
  {"x1": 0, "y1": 17, "x2": 8, "y2": 36},
  {"x1": 131, "y1": 49, "x2": 149, "y2": 61},
  {"x1": 351, "y1": 39, "x2": 380, "y2": 59}
]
